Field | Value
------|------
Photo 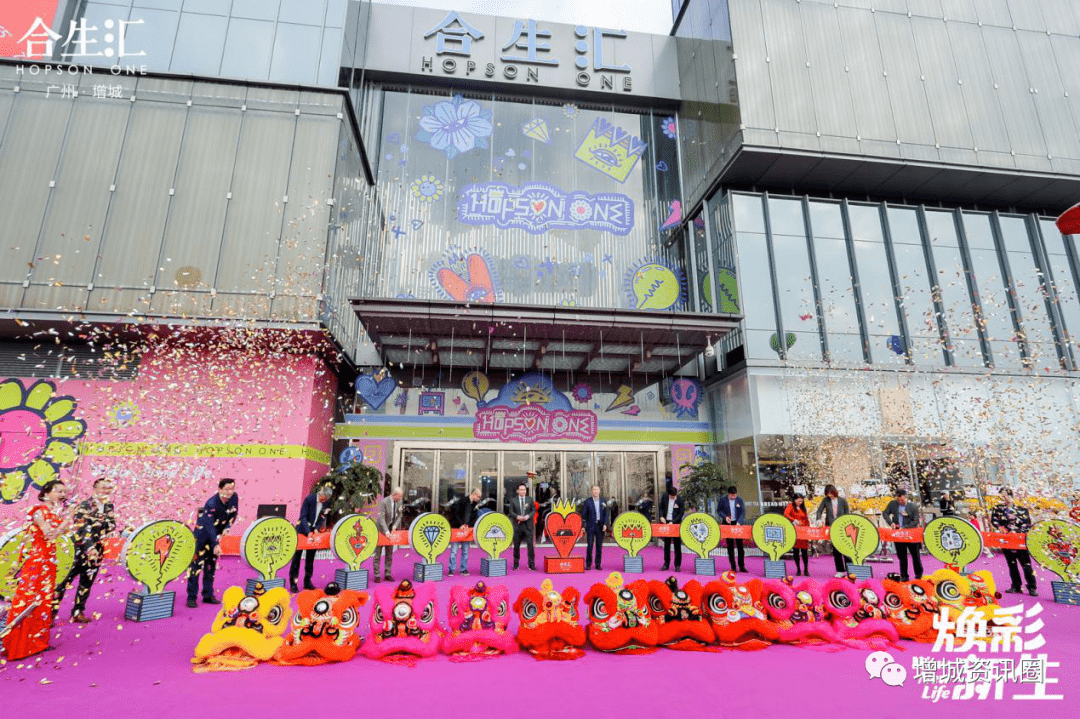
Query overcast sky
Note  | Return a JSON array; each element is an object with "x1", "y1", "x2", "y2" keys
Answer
[{"x1": 375, "y1": 0, "x2": 675, "y2": 35}]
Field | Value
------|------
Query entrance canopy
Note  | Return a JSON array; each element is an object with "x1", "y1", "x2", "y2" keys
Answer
[{"x1": 350, "y1": 298, "x2": 739, "y2": 389}]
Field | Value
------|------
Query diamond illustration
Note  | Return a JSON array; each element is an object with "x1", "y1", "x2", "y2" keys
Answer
[
  {"x1": 688, "y1": 522, "x2": 708, "y2": 544},
  {"x1": 521, "y1": 118, "x2": 551, "y2": 144},
  {"x1": 423, "y1": 524, "x2": 441, "y2": 546}
]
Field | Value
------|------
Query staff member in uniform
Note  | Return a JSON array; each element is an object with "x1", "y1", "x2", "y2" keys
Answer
[{"x1": 186, "y1": 478, "x2": 238, "y2": 608}]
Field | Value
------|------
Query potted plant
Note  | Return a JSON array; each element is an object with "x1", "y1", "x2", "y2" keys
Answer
[
  {"x1": 320, "y1": 462, "x2": 386, "y2": 524},
  {"x1": 677, "y1": 461, "x2": 729, "y2": 515}
]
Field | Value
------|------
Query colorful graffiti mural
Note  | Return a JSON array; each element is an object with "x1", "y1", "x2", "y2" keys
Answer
[{"x1": 573, "y1": 117, "x2": 647, "y2": 183}]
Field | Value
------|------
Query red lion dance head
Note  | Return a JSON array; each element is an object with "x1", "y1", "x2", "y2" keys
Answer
[
  {"x1": 646, "y1": 577, "x2": 716, "y2": 651},
  {"x1": 882, "y1": 576, "x2": 939, "y2": 642},
  {"x1": 584, "y1": 572, "x2": 659, "y2": 654},
  {"x1": 443, "y1": 581, "x2": 517, "y2": 661},
  {"x1": 360, "y1": 580, "x2": 441, "y2": 664},
  {"x1": 273, "y1": 583, "x2": 368, "y2": 666},
  {"x1": 513, "y1": 579, "x2": 587, "y2": 660},
  {"x1": 701, "y1": 572, "x2": 778, "y2": 650}
]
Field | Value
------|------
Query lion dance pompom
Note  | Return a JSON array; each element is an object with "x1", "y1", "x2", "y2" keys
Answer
[
  {"x1": 273, "y1": 583, "x2": 368, "y2": 666},
  {"x1": 513, "y1": 579, "x2": 587, "y2": 660},
  {"x1": 192, "y1": 583, "x2": 292, "y2": 672},
  {"x1": 443, "y1": 581, "x2": 517, "y2": 661}
]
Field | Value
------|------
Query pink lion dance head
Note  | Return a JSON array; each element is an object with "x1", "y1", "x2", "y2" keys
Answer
[
  {"x1": 831, "y1": 578, "x2": 900, "y2": 651},
  {"x1": 361, "y1": 580, "x2": 441, "y2": 664},
  {"x1": 443, "y1": 581, "x2": 517, "y2": 661}
]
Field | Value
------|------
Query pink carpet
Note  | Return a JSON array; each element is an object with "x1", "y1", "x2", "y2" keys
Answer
[{"x1": 3, "y1": 546, "x2": 1076, "y2": 718}]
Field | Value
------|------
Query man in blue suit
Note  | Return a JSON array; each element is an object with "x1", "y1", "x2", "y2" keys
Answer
[
  {"x1": 289, "y1": 482, "x2": 334, "y2": 592},
  {"x1": 186, "y1": 478, "x2": 239, "y2": 608},
  {"x1": 581, "y1": 485, "x2": 609, "y2": 571},
  {"x1": 717, "y1": 485, "x2": 747, "y2": 573}
]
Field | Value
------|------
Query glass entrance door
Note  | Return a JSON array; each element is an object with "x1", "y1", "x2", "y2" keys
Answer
[{"x1": 393, "y1": 444, "x2": 662, "y2": 542}]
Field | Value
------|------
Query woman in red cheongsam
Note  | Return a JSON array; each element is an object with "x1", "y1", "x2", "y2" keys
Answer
[
  {"x1": 784, "y1": 494, "x2": 811, "y2": 576},
  {"x1": 2, "y1": 480, "x2": 70, "y2": 660}
]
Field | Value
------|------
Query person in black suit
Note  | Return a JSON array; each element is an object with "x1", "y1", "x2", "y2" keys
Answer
[
  {"x1": 55, "y1": 477, "x2": 116, "y2": 623},
  {"x1": 581, "y1": 485, "x2": 609, "y2": 571},
  {"x1": 289, "y1": 483, "x2": 333, "y2": 592},
  {"x1": 717, "y1": 485, "x2": 747, "y2": 573},
  {"x1": 882, "y1": 489, "x2": 924, "y2": 581},
  {"x1": 509, "y1": 483, "x2": 536, "y2": 571},
  {"x1": 658, "y1": 485, "x2": 684, "y2": 571},
  {"x1": 186, "y1": 478, "x2": 239, "y2": 607}
]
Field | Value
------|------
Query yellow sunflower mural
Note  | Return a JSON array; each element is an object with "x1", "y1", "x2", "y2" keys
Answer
[{"x1": 0, "y1": 379, "x2": 87, "y2": 503}]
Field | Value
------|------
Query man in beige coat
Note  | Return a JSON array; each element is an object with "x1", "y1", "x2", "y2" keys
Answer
[{"x1": 374, "y1": 487, "x2": 403, "y2": 582}]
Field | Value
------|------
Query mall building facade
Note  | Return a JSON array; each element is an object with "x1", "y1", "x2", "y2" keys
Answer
[{"x1": 1, "y1": 0, "x2": 1078, "y2": 534}]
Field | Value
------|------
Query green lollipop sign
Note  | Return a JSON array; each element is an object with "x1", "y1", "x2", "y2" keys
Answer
[
  {"x1": 123, "y1": 520, "x2": 197, "y2": 594},
  {"x1": 830, "y1": 514, "x2": 880, "y2": 566},
  {"x1": 474, "y1": 512, "x2": 513, "y2": 560},
  {"x1": 752, "y1": 513, "x2": 796, "y2": 562},
  {"x1": 923, "y1": 516, "x2": 983, "y2": 572},
  {"x1": 612, "y1": 512, "x2": 652, "y2": 558},
  {"x1": 680, "y1": 512, "x2": 721, "y2": 559},
  {"x1": 331, "y1": 514, "x2": 379, "y2": 571},
  {"x1": 241, "y1": 516, "x2": 298, "y2": 581},
  {"x1": 409, "y1": 512, "x2": 451, "y2": 564}
]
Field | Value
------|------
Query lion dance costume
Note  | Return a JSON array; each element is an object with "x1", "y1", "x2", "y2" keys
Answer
[
  {"x1": 273, "y1": 583, "x2": 368, "y2": 666},
  {"x1": 513, "y1": 579, "x2": 587, "y2": 660},
  {"x1": 584, "y1": 572, "x2": 659, "y2": 654},
  {"x1": 191, "y1": 583, "x2": 292, "y2": 672},
  {"x1": 361, "y1": 579, "x2": 441, "y2": 664},
  {"x1": 443, "y1": 581, "x2": 517, "y2": 661}
]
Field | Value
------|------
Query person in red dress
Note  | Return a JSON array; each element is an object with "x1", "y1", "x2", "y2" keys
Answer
[
  {"x1": 2, "y1": 480, "x2": 70, "y2": 661},
  {"x1": 784, "y1": 494, "x2": 811, "y2": 576}
]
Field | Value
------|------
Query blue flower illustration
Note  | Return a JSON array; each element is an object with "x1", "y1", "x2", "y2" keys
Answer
[{"x1": 417, "y1": 94, "x2": 494, "y2": 159}]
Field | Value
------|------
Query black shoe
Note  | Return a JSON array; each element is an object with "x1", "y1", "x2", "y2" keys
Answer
[
  {"x1": 660, "y1": 564, "x2": 670, "y2": 571},
  {"x1": 461, "y1": 570, "x2": 470, "y2": 576},
  {"x1": 513, "y1": 564, "x2": 520, "y2": 570},
  {"x1": 739, "y1": 566, "x2": 748, "y2": 573},
  {"x1": 384, "y1": 575, "x2": 392, "y2": 582},
  {"x1": 585, "y1": 564, "x2": 592, "y2": 571},
  {"x1": 374, "y1": 576, "x2": 381, "y2": 583},
  {"x1": 529, "y1": 565, "x2": 537, "y2": 571},
  {"x1": 202, "y1": 596, "x2": 221, "y2": 605},
  {"x1": 186, "y1": 598, "x2": 197, "y2": 608},
  {"x1": 447, "y1": 570, "x2": 455, "y2": 577},
  {"x1": 596, "y1": 565, "x2": 602, "y2": 571},
  {"x1": 674, "y1": 566, "x2": 681, "y2": 572},
  {"x1": 289, "y1": 582, "x2": 299, "y2": 593},
  {"x1": 900, "y1": 577, "x2": 910, "y2": 583},
  {"x1": 1028, "y1": 588, "x2": 1038, "y2": 597},
  {"x1": 303, "y1": 581, "x2": 316, "y2": 590},
  {"x1": 1006, "y1": 587, "x2": 1022, "y2": 594}
]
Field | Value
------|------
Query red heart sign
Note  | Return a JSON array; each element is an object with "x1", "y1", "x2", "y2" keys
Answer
[
  {"x1": 546, "y1": 512, "x2": 583, "y2": 558},
  {"x1": 349, "y1": 526, "x2": 368, "y2": 556}
]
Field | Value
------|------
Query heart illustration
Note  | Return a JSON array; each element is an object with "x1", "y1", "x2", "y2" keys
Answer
[
  {"x1": 349, "y1": 532, "x2": 368, "y2": 557},
  {"x1": 531, "y1": 200, "x2": 546, "y2": 213},
  {"x1": 355, "y1": 373, "x2": 396, "y2": 410},
  {"x1": 545, "y1": 512, "x2": 583, "y2": 558}
]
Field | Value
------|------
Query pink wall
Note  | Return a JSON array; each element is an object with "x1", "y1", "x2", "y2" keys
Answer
[{"x1": 0, "y1": 340, "x2": 336, "y2": 536}]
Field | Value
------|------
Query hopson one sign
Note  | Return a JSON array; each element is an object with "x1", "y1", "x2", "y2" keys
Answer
[
  {"x1": 421, "y1": 11, "x2": 632, "y2": 91},
  {"x1": 363, "y1": 4, "x2": 679, "y2": 99}
]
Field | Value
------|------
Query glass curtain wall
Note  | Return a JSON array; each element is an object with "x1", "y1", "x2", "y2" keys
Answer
[{"x1": 710, "y1": 191, "x2": 1079, "y2": 373}]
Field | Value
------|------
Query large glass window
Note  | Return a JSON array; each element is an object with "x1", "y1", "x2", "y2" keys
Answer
[
  {"x1": 732, "y1": 195, "x2": 778, "y2": 359},
  {"x1": 365, "y1": 87, "x2": 685, "y2": 312},
  {"x1": 808, "y1": 201, "x2": 862, "y2": 363},
  {"x1": 886, "y1": 206, "x2": 944, "y2": 367},
  {"x1": 998, "y1": 216, "x2": 1057, "y2": 364},
  {"x1": 924, "y1": 210, "x2": 983, "y2": 367},
  {"x1": 769, "y1": 197, "x2": 821, "y2": 361},
  {"x1": 1039, "y1": 219, "x2": 1080, "y2": 366},
  {"x1": 849, "y1": 205, "x2": 905, "y2": 365},
  {"x1": 962, "y1": 213, "x2": 1023, "y2": 369}
]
